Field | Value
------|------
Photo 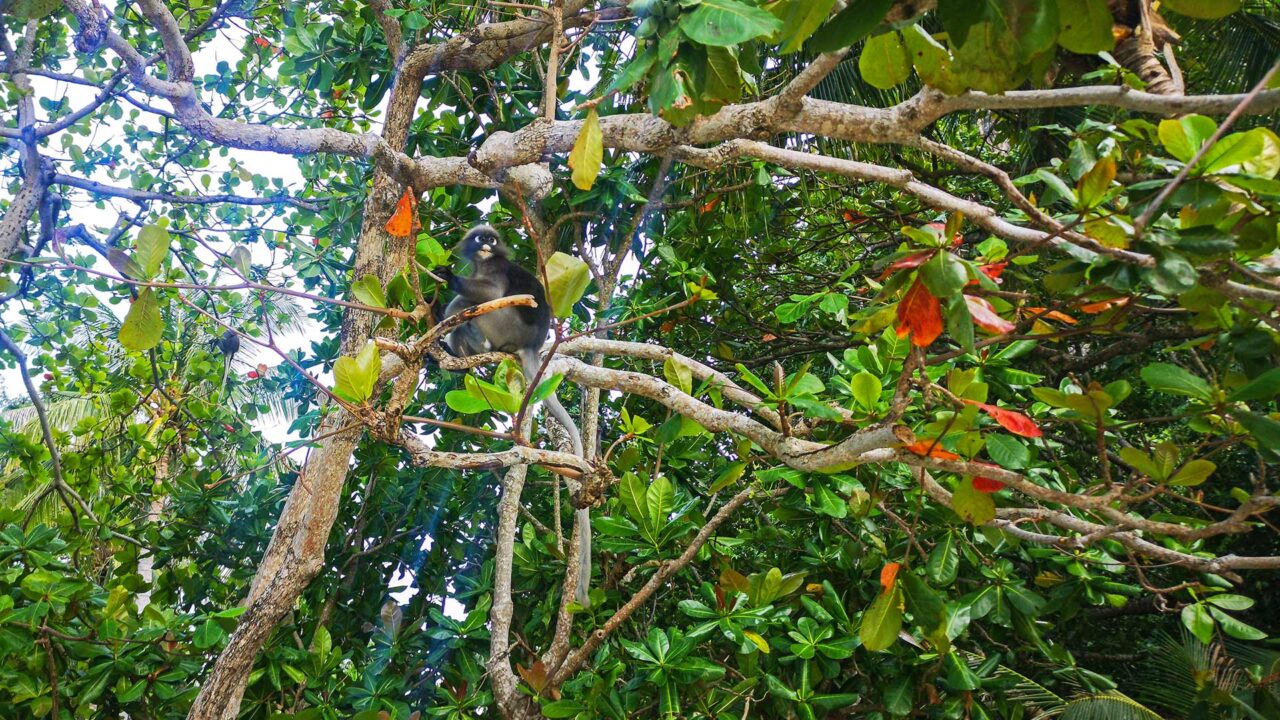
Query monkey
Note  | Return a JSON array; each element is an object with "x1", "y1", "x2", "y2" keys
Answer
[
  {"x1": 214, "y1": 328, "x2": 240, "y2": 394},
  {"x1": 438, "y1": 224, "x2": 592, "y2": 606}
]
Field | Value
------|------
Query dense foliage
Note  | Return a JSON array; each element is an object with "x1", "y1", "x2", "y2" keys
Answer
[{"x1": 3, "y1": 1, "x2": 1280, "y2": 719}]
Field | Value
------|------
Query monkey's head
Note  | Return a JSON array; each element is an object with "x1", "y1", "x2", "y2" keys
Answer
[{"x1": 457, "y1": 224, "x2": 508, "y2": 262}]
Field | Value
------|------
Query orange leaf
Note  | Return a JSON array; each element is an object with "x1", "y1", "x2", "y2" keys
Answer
[
  {"x1": 1022, "y1": 307, "x2": 1077, "y2": 324},
  {"x1": 896, "y1": 280, "x2": 943, "y2": 347},
  {"x1": 253, "y1": 36, "x2": 271, "y2": 48},
  {"x1": 877, "y1": 250, "x2": 935, "y2": 281},
  {"x1": 904, "y1": 440, "x2": 960, "y2": 460},
  {"x1": 963, "y1": 400, "x2": 1043, "y2": 438},
  {"x1": 761, "y1": 333, "x2": 778, "y2": 342},
  {"x1": 972, "y1": 476, "x2": 1005, "y2": 493},
  {"x1": 384, "y1": 187, "x2": 417, "y2": 238},
  {"x1": 880, "y1": 562, "x2": 901, "y2": 591},
  {"x1": 700, "y1": 196, "x2": 721, "y2": 214},
  {"x1": 1078, "y1": 296, "x2": 1130, "y2": 314},
  {"x1": 963, "y1": 295, "x2": 1015, "y2": 335}
]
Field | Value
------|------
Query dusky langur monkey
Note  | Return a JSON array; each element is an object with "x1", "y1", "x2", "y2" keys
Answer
[
  {"x1": 439, "y1": 225, "x2": 592, "y2": 606},
  {"x1": 214, "y1": 329, "x2": 240, "y2": 394}
]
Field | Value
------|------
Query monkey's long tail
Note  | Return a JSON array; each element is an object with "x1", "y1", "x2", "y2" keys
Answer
[
  {"x1": 521, "y1": 348, "x2": 591, "y2": 606},
  {"x1": 219, "y1": 356, "x2": 231, "y2": 397}
]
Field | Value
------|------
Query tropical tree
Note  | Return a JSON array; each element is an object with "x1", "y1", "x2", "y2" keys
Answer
[{"x1": 2, "y1": 1, "x2": 1279, "y2": 719}]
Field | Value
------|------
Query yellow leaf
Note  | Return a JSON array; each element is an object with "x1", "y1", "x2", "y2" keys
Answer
[
  {"x1": 743, "y1": 630, "x2": 770, "y2": 654},
  {"x1": 568, "y1": 109, "x2": 603, "y2": 190}
]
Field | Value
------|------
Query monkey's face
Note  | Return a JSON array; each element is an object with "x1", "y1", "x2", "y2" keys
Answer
[{"x1": 459, "y1": 228, "x2": 507, "y2": 261}]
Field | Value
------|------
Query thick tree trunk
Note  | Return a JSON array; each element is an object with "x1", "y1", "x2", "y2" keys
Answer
[{"x1": 187, "y1": 65, "x2": 423, "y2": 720}]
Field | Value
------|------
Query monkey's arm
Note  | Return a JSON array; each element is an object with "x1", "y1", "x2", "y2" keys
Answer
[{"x1": 446, "y1": 273, "x2": 506, "y2": 305}]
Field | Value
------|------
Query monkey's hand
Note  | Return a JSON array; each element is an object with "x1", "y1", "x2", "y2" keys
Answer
[{"x1": 434, "y1": 265, "x2": 457, "y2": 290}]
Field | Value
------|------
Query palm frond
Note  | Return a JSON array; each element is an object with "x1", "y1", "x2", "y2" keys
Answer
[{"x1": 1060, "y1": 692, "x2": 1163, "y2": 720}]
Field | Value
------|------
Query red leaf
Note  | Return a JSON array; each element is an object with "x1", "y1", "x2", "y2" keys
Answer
[
  {"x1": 700, "y1": 196, "x2": 720, "y2": 214},
  {"x1": 963, "y1": 400, "x2": 1043, "y2": 438},
  {"x1": 963, "y1": 295, "x2": 1015, "y2": 335},
  {"x1": 880, "y1": 562, "x2": 901, "y2": 591},
  {"x1": 384, "y1": 187, "x2": 417, "y2": 238},
  {"x1": 253, "y1": 36, "x2": 271, "y2": 48},
  {"x1": 896, "y1": 280, "x2": 943, "y2": 347},
  {"x1": 904, "y1": 440, "x2": 960, "y2": 460},
  {"x1": 246, "y1": 370, "x2": 259, "y2": 379},
  {"x1": 877, "y1": 250, "x2": 935, "y2": 281},
  {"x1": 967, "y1": 261, "x2": 1007, "y2": 285},
  {"x1": 972, "y1": 476, "x2": 1005, "y2": 493}
]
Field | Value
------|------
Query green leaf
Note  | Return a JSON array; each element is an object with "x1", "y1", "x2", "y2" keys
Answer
[
  {"x1": 1161, "y1": 0, "x2": 1241, "y2": 19},
  {"x1": 1056, "y1": 0, "x2": 1115, "y2": 53},
  {"x1": 812, "y1": 480, "x2": 848, "y2": 518},
  {"x1": 809, "y1": 0, "x2": 895, "y2": 52},
  {"x1": 927, "y1": 533, "x2": 959, "y2": 586},
  {"x1": 333, "y1": 341, "x2": 380, "y2": 404},
  {"x1": 386, "y1": 272, "x2": 415, "y2": 311},
  {"x1": 1240, "y1": 128, "x2": 1280, "y2": 178},
  {"x1": 664, "y1": 356, "x2": 694, "y2": 395},
  {"x1": 909, "y1": 28, "x2": 970, "y2": 96},
  {"x1": 135, "y1": 221, "x2": 170, "y2": 280},
  {"x1": 530, "y1": 374, "x2": 564, "y2": 404},
  {"x1": 1168, "y1": 459, "x2": 1215, "y2": 487},
  {"x1": 709, "y1": 461, "x2": 748, "y2": 493},
  {"x1": 1077, "y1": 156, "x2": 1115, "y2": 209},
  {"x1": 1181, "y1": 603, "x2": 1215, "y2": 644},
  {"x1": 679, "y1": 0, "x2": 782, "y2": 46},
  {"x1": 1208, "y1": 607, "x2": 1266, "y2": 640},
  {"x1": 703, "y1": 46, "x2": 743, "y2": 102},
  {"x1": 350, "y1": 274, "x2": 387, "y2": 308},
  {"x1": 540, "y1": 700, "x2": 587, "y2": 718},
  {"x1": 619, "y1": 472, "x2": 648, "y2": 527},
  {"x1": 1148, "y1": 252, "x2": 1198, "y2": 295},
  {"x1": 119, "y1": 288, "x2": 164, "y2": 352},
  {"x1": 1119, "y1": 447, "x2": 1165, "y2": 481},
  {"x1": 899, "y1": 572, "x2": 946, "y2": 638},
  {"x1": 858, "y1": 30, "x2": 911, "y2": 89},
  {"x1": 919, "y1": 251, "x2": 968, "y2": 299},
  {"x1": 194, "y1": 618, "x2": 225, "y2": 649},
  {"x1": 607, "y1": 46, "x2": 657, "y2": 95},
  {"x1": 1197, "y1": 130, "x2": 1264, "y2": 175},
  {"x1": 1205, "y1": 593, "x2": 1254, "y2": 611},
  {"x1": 569, "y1": 109, "x2": 604, "y2": 190},
  {"x1": 1140, "y1": 362, "x2": 1213, "y2": 401},
  {"x1": 645, "y1": 475, "x2": 675, "y2": 535},
  {"x1": 445, "y1": 390, "x2": 493, "y2": 414},
  {"x1": 771, "y1": 0, "x2": 838, "y2": 53},
  {"x1": 545, "y1": 251, "x2": 591, "y2": 318},
  {"x1": 9, "y1": 0, "x2": 60, "y2": 21},
  {"x1": 985, "y1": 434, "x2": 1029, "y2": 470},
  {"x1": 229, "y1": 245, "x2": 252, "y2": 278},
  {"x1": 850, "y1": 371, "x2": 882, "y2": 412},
  {"x1": 936, "y1": 0, "x2": 982, "y2": 47},
  {"x1": 1158, "y1": 115, "x2": 1218, "y2": 163},
  {"x1": 859, "y1": 586, "x2": 903, "y2": 652},
  {"x1": 945, "y1": 294, "x2": 975, "y2": 354},
  {"x1": 951, "y1": 477, "x2": 996, "y2": 525},
  {"x1": 1228, "y1": 368, "x2": 1280, "y2": 402},
  {"x1": 1237, "y1": 412, "x2": 1280, "y2": 451}
]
